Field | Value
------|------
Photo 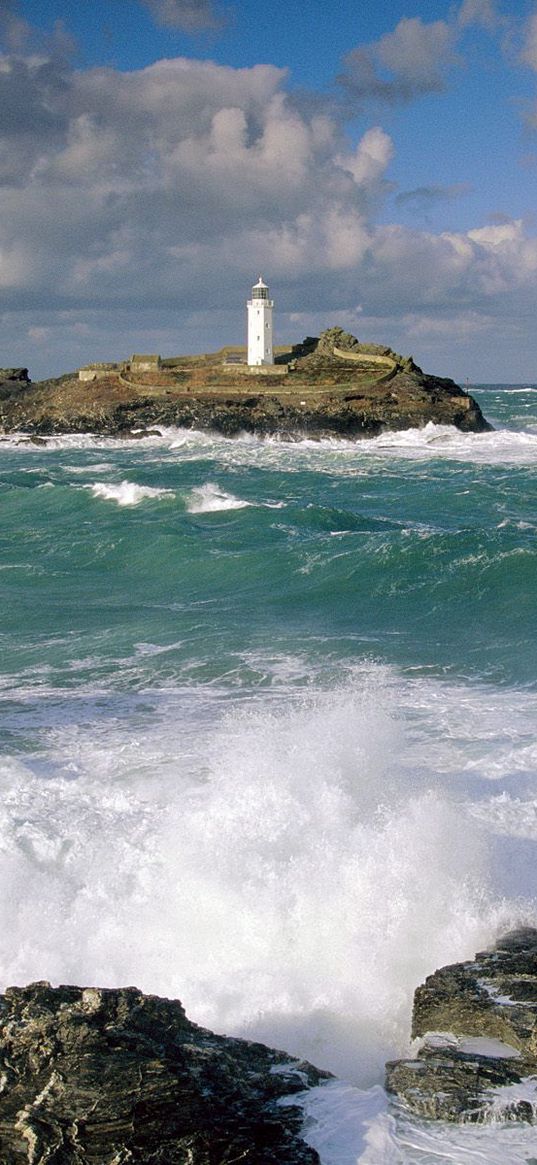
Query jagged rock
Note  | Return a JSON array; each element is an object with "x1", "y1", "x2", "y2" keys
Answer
[
  {"x1": 0, "y1": 368, "x2": 30, "y2": 383},
  {"x1": 0, "y1": 368, "x2": 31, "y2": 401},
  {"x1": 386, "y1": 928, "x2": 537, "y2": 1122},
  {"x1": 0, "y1": 981, "x2": 329, "y2": 1163},
  {"x1": 316, "y1": 327, "x2": 361, "y2": 354}
]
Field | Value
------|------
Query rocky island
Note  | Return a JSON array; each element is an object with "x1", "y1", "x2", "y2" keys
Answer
[{"x1": 0, "y1": 328, "x2": 490, "y2": 440}]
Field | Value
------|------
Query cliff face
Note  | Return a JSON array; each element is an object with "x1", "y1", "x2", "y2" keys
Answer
[
  {"x1": 0, "y1": 981, "x2": 327, "y2": 1164},
  {"x1": 0, "y1": 344, "x2": 491, "y2": 440}
]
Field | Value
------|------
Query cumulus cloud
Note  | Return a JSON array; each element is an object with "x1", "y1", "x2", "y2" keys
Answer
[
  {"x1": 338, "y1": 126, "x2": 394, "y2": 189},
  {"x1": 339, "y1": 17, "x2": 459, "y2": 105},
  {"x1": 458, "y1": 0, "x2": 502, "y2": 30},
  {"x1": 141, "y1": 0, "x2": 225, "y2": 32},
  {"x1": 0, "y1": 41, "x2": 536, "y2": 381}
]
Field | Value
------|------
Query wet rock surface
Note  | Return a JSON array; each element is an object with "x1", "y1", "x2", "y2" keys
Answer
[
  {"x1": 0, "y1": 981, "x2": 328, "y2": 1163},
  {"x1": 386, "y1": 928, "x2": 537, "y2": 1122}
]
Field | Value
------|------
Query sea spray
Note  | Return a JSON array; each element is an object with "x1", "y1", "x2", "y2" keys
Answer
[
  {"x1": 186, "y1": 481, "x2": 252, "y2": 512},
  {"x1": 86, "y1": 480, "x2": 175, "y2": 505},
  {"x1": 0, "y1": 669, "x2": 525, "y2": 1084}
]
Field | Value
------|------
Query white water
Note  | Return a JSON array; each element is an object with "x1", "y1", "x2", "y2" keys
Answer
[
  {"x1": 295, "y1": 1079, "x2": 537, "y2": 1165},
  {"x1": 186, "y1": 481, "x2": 252, "y2": 512},
  {"x1": 0, "y1": 666, "x2": 532, "y2": 1091},
  {"x1": 3, "y1": 418, "x2": 537, "y2": 469},
  {"x1": 85, "y1": 480, "x2": 175, "y2": 505}
]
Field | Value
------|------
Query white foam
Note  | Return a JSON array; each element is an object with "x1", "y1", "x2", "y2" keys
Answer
[
  {"x1": 186, "y1": 482, "x2": 251, "y2": 512},
  {"x1": 288, "y1": 1076, "x2": 537, "y2": 1164},
  {"x1": 477, "y1": 979, "x2": 520, "y2": 1006},
  {"x1": 469, "y1": 793, "x2": 537, "y2": 839},
  {"x1": 0, "y1": 667, "x2": 529, "y2": 1089},
  {"x1": 375, "y1": 1105, "x2": 537, "y2": 1163},
  {"x1": 280, "y1": 1081, "x2": 390, "y2": 1165},
  {"x1": 363, "y1": 422, "x2": 537, "y2": 466},
  {"x1": 84, "y1": 480, "x2": 175, "y2": 506},
  {"x1": 485, "y1": 1077, "x2": 537, "y2": 1121},
  {"x1": 3, "y1": 415, "x2": 537, "y2": 469},
  {"x1": 64, "y1": 462, "x2": 115, "y2": 475}
]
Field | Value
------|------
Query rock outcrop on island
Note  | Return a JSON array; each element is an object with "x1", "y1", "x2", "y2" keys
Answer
[
  {"x1": 0, "y1": 981, "x2": 328, "y2": 1164},
  {"x1": 386, "y1": 928, "x2": 537, "y2": 1123},
  {"x1": 0, "y1": 330, "x2": 491, "y2": 439},
  {"x1": 0, "y1": 367, "x2": 30, "y2": 401}
]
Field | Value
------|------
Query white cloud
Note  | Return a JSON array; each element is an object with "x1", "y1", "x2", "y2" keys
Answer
[
  {"x1": 27, "y1": 325, "x2": 50, "y2": 342},
  {"x1": 338, "y1": 126, "x2": 394, "y2": 189},
  {"x1": 340, "y1": 18, "x2": 459, "y2": 104},
  {"x1": 0, "y1": 45, "x2": 536, "y2": 381},
  {"x1": 458, "y1": 0, "x2": 502, "y2": 30},
  {"x1": 141, "y1": 0, "x2": 224, "y2": 32}
]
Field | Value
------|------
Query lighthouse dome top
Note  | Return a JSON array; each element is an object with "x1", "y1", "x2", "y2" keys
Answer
[{"x1": 252, "y1": 275, "x2": 269, "y2": 300}]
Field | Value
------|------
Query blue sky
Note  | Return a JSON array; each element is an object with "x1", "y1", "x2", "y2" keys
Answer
[{"x1": 1, "y1": 0, "x2": 537, "y2": 380}]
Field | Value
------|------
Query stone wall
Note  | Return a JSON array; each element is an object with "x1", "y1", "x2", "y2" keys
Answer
[
  {"x1": 79, "y1": 363, "x2": 118, "y2": 382},
  {"x1": 221, "y1": 363, "x2": 289, "y2": 376}
]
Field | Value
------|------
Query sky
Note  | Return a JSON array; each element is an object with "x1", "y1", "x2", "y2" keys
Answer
[{"x1": 1, "y1": 0, "x2": 537, "y2": 382}]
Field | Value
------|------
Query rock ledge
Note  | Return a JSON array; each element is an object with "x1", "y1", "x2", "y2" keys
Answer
[
  {"x1": 0, "y1": 981, "x2": 329, "y2": 1163},
  {"x1": 386, "y1": 928, "x2": 537, "y2": 1122}
]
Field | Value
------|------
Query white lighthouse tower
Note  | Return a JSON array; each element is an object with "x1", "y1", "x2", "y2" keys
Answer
[{"x1": 247, "y1": 276, "x2": 274, "y2": 366}]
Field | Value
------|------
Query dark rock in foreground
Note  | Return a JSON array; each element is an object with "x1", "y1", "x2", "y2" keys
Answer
[
  {"x1": 0, "y1": 981, "x2": 328, "y2": 1163},
  {"x1": 386, "y1": 928, "x2": 537, "y2": 1123}
]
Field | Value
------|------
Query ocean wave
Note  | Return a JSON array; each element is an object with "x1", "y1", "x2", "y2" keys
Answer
[
  {"x1": 185, "y1": 482, "x2": 252, "y2": 512},
  {"x1": 64, "y1": 462, "x2": 115, "y2": 474},
  {"x1": 362, "y1": 422, "x2": 537, "y2": 465},
  {"x1": 3, "y1": 417, "x2": 537, "y2": 469},
  {"x1": 84, "y1": 480, "x2": 175, "y2": 506}
]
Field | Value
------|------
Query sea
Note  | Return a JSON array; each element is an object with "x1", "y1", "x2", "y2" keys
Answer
[{"x1": 1, "y1": 384, "x2": 537, "y2": 1163}]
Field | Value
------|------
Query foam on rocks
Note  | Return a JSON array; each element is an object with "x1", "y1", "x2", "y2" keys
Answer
[{"x1": 386, "y1": 927, "x2": 537, "y2": 1123}]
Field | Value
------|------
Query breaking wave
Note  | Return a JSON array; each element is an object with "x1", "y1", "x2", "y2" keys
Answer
[
  {"x1": 186, "y1": 481, "x2": 252, "y2": 512},
  {"x1": 85, "y1": 480, "x2": 175, "y2": 506}
]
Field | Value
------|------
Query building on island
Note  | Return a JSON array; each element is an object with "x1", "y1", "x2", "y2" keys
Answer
[
  {"x1": 247, "y1": 277, "x2": 273, "y2": 366},
  {"x1": 78, "y1": 362, "x2": 119, "y2": 382}
]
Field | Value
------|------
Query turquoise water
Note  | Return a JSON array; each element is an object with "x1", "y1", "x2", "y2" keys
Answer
[{"x1": 1, "y1": 388, "x2": 537, "y2": 1162}]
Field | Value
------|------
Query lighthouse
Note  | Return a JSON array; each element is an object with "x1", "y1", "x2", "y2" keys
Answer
[{"x1": 247, "y1": 276, "x2": 274, "y2": 366}]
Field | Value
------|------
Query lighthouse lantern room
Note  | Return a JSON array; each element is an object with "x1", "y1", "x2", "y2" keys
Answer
[{"x1": 247, "y1": 276, "x2": 274, "y2": 366}]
